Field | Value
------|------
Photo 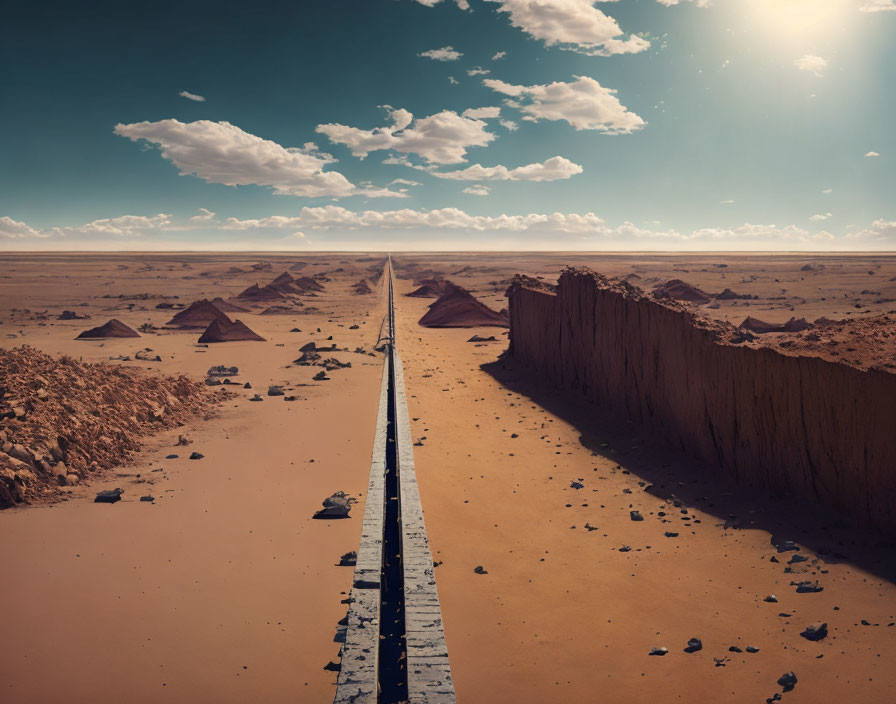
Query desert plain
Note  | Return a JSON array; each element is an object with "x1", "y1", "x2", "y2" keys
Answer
[{"x1": 1, "y1": 251, "x2": 895, "y2": 704}]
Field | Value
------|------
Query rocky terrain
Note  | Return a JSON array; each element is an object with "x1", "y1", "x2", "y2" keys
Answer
[{"x1": 0, "y1": 346, "x2": 211, "y2": 508}]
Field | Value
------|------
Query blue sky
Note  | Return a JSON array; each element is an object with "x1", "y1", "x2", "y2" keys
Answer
[{"x1": 1, "y1": 0, "x2": 895, "y2": 250}]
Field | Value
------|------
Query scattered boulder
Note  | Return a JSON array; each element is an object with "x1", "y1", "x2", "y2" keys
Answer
[
  {"x1": 313, "y1": 491, "x2": 355, "y2": 519},
  {"x1": 649, "y1": 647, "x2": 668, "y2": 656},
  {"x1": 683, "y1": 638, "x2": 702, "y2": 653},
  {"x1": 338, "y1": 551, "x2": 357, "y2": 566},
  {"x1": 473, "y1": 565, "x2": 488, "y2": 575},
  {"x1": 800, "y1": 623, "x2": 828, "y2": 641},
  {"x1": 95, "y1": 488, "x2": 124, "y2": 503},
  {"x1": 189, "y1": 452, "x2": 204, "y2": 460},
  {"x1": 777, "y1": 672, "x2": 797, "y2": 692}
]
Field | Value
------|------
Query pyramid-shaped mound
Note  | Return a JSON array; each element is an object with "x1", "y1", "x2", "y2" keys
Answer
[
  {"x1": 236, "y1": 283, "x2": 285, "y2": 301},
  {"x1": 167, "y1": 299, "x2": 232, "y2": 328},
  {"x1": 210, "y1": 297, "x2": 249, "y2": 313},
  {"x1": 270, "y1": 271, "x2": 303, "y2": 294},
  {"x1": 352, "y1": 279, "x2": 373, "y2": 295},
  {"x1": 739, "y1": 317, "x2": 811, "y2": 334},
  {"x1": 418, "y1": 286, "x2": 509, "y2": 328},
  {"x1": 198, "y1": 318, "x2": 266, "y2": 343},
  {"x1": 76, "y1": 319, "x2": 140, "y2": 339},
  {"x1": 292, "y1": 276, "x2": 324, "y2": 293},
  {"x1": 407, "y1": 278, "x2": 456, "y2": 298},
  {"x1": 653, "y1": 279, "x2": 713, "y2": 304}
]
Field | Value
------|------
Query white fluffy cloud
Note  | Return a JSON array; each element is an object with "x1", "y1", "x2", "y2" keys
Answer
[
  {"x1": 492, "y1": 51, "x2": 507, "y2": 60},
  {"x1": 463, "y1": 185, "x2": 491, "y2": 196},
  {"x1": 418, "y1": 46, "x2": 462, "y2": 61},
  {"x1": 432, "y1": 155, "x2": 583, "y2": 181},
  {"x1": 810, "y1": 212, "x2": 832, "y2": 221},
  {"x1": 316, "y1": 106, "x2": 497, "y2": 164},
  {"x1": 484, "y1": 75, "x2": 645, "y2": 133},
  {"x1": 860, "y1": 0, "x2": 896, "y2": 12},
  {"x1": 794, "y1": 54, "x2": 828, "y2": 77},
  {"x1": 462, "y1": 106, "x2": 501, "y2": 119},
  {"x1": 467, "y1": 66, "x2": 491, "y2": 76},
  {"x1": 114, "y1": 119, "x2": 402, "y2": 198},
  {"x1": 865, "y1": 151, "x2": 880, "y2": 157},
  {"x1": 179, "y1": 90, "x2": 206, "y2": 102},
  {"x1": 5, "y1": 209, "x2": 895, "y2": 250},
  {"x1": 487, "y1": 0, "x2": 649, "y2": 56},
  {"x1": 0, "y1": 216, "x2": 51, "y2": 239},
  {"x1": 500, "y1": 119, "x2": 519, "y2": 131}
]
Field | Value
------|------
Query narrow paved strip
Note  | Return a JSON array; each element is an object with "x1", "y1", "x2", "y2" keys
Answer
[{"x1": 334, "y1": 259, "x2": 455, "y2": 704}]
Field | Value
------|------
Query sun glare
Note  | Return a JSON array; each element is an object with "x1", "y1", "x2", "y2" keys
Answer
[{"x1": 748, "y1": 0, "x2": 854, "y2": 43}]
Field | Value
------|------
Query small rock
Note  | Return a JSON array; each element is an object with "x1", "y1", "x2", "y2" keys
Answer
[
  {"x1": 649, "y1": 647, "x2": 668, "y2": 656},
  {"x1": 94, "y1": 488, "x2": 124, "y2": 504},
  {"x1": 313, "y1": 491, "x2": 355, "y2": 519},
  {"x1": 474, "y1": 565, "x2": 488, "y2": 575},
  {"x1": 267, "y1": 385, "x2": 285, "y2": 397},
  {"x1": 746, "y1": 645, "x2": 759, "y2": 653},
  {"x1": 764, "y1": 594, "x2": 778, "y2": 603},
  {"x1": 664, "y1": 531, "x2": 679, "y2": 538},
  {"x1": 683, "y1": 637, "x2": 702, "y2": 653},
  {"x1": 338, "y1": 551, "x2": 357, "y2": 566},
  {"x1": 249, "y1": 394, "x2": 263, "y2": 402},
  {"x1": 800, "y1": 623, "x2": 828, "y2": 641},
  {"x1": 793, "y1": 580, "x2": 823, "y2": 593},
  {"x1": 630, "y1": 510, "x2": 644, "y2": 521},
  {"x1": 777, "y1": 672, "x2": 797, "y2": 692},
  {"x1": 166, "y1": 454, "x2": 179, "y2": 459},
  {"x1": 189, "y1": 452, "x2": 204, "y2": 460},
  {"x1": 729, "y1": 645, "x2": 742, "y2": 653},
  {"x1": 140, "y1": 495, "x2": 155, "y2": 502}
]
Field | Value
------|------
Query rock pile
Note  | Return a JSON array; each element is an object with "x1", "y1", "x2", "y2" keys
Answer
[{"x1": 0, "y1": 346, "x2": 210, "y2": 508}]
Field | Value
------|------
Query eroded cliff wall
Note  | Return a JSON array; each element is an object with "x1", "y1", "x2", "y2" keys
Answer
[{"x1": 508, "y1": 269, "x2": 896, "y2": 530}]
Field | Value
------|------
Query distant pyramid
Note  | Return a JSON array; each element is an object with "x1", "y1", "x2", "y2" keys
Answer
[
  {"x1": 166, "y1": 299, "x2": 232, "y2": 328},
  {"x1": 236, "y1": 283, "x2": 285, "y2": 301},
  {"x1": 418, "y1": 286, "x2": 508, "y2": 328},
  {"x1": 210, "y1": 297, "x2": 249, "y2": 312},
  {"x1": 407, "y1": 278, "x2": 457, "y2": 298},
  {"x1": 198, "y1": 318, "x2": 266, "y2": 343},
  {"x1": 76, "y1": 319, "x2": 140, "y2": 339}
]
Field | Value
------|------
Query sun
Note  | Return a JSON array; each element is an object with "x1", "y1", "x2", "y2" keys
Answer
[{"x1": 748, "y1": 0, "x2": 854, "y2": 43}]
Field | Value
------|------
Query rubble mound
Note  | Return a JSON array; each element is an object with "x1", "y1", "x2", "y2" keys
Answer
[
  {"x1": 653, "y1": 279, "x2": 713, "y2": 304},
  {"x1": 0, "y1": 346, "x2": 210, "y2": 508},
  {"x1": 419, "y1": 286, "x2": 509, "y2": 328},
  {"x1": 76, "y1": 319, "x2": 140, "y2": 339},
  {"x1": 407, "y1": 278, "x2": 457, "y2": 298},
  {"x1": 739, "y1": 317, "x2": 811, "y2": 334},
  {"x1": 166, "y1": 299, "x2": 232, "y2": 328},
  {"x1": 198, "y1": 318, "x2": 266, "y2": 343}
]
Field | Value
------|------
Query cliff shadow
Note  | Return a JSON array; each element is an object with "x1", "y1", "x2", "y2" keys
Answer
[{"x1": 481, "y1": 357, "x2": 896, "y2": 586}]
